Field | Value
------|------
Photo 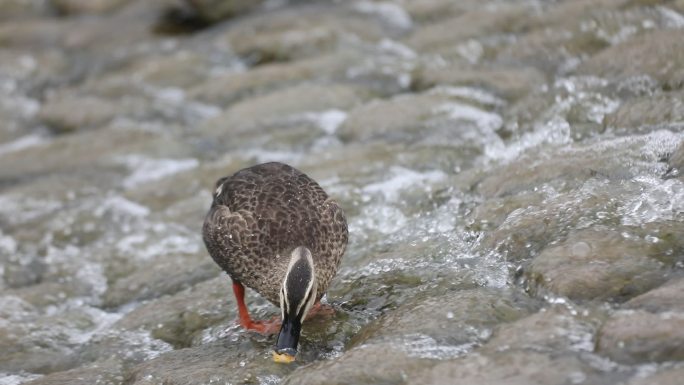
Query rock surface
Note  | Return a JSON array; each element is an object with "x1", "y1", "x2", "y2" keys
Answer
[{"x1": 1, "y1": 0, "x2": 684, "y2": 384}]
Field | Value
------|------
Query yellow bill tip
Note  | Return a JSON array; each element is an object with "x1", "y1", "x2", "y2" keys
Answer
[{"x1": 273, "y1": 351, "x2": 296, "y2": 363}]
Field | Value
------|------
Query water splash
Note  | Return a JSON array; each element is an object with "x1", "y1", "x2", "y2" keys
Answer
[{"x1": 116, "y1": 155, "x2": 199, "y2": 189}]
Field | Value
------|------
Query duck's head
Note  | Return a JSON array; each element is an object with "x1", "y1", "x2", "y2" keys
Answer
[{"x1": 273, "y1": 246, "x2": 317, "y2": 363}]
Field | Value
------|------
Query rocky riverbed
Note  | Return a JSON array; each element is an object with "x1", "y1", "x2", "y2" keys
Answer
[{"x1": 1, "y1": 0, "x2": 684, "y2": 384}]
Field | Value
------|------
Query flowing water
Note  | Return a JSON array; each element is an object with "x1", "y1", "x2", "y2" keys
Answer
[{"x1": 1, "y1": 0, "x2": 684, "y2": 384}]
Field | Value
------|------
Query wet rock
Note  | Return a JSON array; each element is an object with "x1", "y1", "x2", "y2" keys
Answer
[
  {"x1": 466, "y1": 191, "x2": 543, "y2": 231},
  {"x1": 0, "y1": 19, "x2": 67, "y2": 48},
  {"x1": 188, "y1": 51, "x2": 359, "y2": 106},
  {"x1": 577, "y1": 29, "x2": 684, "y2": 90},
  {"x1": 0, "y1": 0, "x2": 54, "y2": 20},
  {"x1": 51, "y1": 0, "x2": 133, "y2": 15},
  {"x1": 625, "y1": 276, "x2": 684, "y2": 313},
  {"x1": 338, "y1": 89, "x2": 503, "y2": 145},
  {"x1": 217, "y1": 3, "x2": 403, "y2": 64},
  {"x1": 0, "y1": 127, "x2": 162, "y2": 182},
  {"x1": 669, "y1": 140, "x2": 684, "y2": 173},
  {"x1": 183, "y1": 0, "x2": 265, "y2": 23},
  {"x1": 282, "y1": 343, "x2": 437, "y2": 385},
  {"x1": 22, "y1": 358, "x2": 124, "y2": 385},
  {"x1": 597, "y1": 309, "x2": 684, "y2": 364},
  {"x1": 483, "y1": 305, "x2": 602, "y2": 354},
  {"x1": 201, "y1": 83, "x2": 367, "y2": 133},
  {"x1": 113, "y1": 276, "x2": 235, "y2": 347},
  {"x1": 526, "y1": 229, "x2": 669, "y2": 302},
  {"x1": 128, "y1": 341, "x2": 285, "y2": 385},
  {"x1": 410, "y1": 350, "x2": 601, "y2": 385},
  {"x1": 80, "y1": 329, "x2": 173, "y2": 368},
  {"x1": 412, "y1": 65, "x2": 546, "y2": 101},
  {"x1": 39, "y1": 94, "x2": 121, "y2": 133},
  {"x1": 475, "y1": 131, "x2": 679, "y2": 198},
  {"x1": 338, "y1": 92, "x2": 448, "y2": 142},
  {"x1": 103, "y1": 258, "x2": 220, "y2": 308},
  {"x1": 87, "y1": 51, "x2": 215, "y2": 94},
  {"x1": 405, "y1": 4, "x2": 532, "y2": 54},
  {"x1": 0, "y1": 307, "x2": 108, "y2": 374},
  {"x1": 604, "y1": 92, "x2": 684, "y2": 133},
  {"x1": 627, "y1": 365, "x2": 684, "y2": 385},
  {"x1": 350, "y1": 288, "x2": 535, "y2": 349},
  {"x1": 402, "y1": 0, "x2": 491, "y2": 22}
]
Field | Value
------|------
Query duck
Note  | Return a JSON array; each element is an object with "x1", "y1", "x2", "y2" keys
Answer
[{"x1": 202, "y1": 162, "x2": 348, "y2": 363}]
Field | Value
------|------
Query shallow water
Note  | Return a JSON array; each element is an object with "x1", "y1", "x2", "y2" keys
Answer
[{"x1": 1, "y1": 0, "x2": 684, "y2": 384}]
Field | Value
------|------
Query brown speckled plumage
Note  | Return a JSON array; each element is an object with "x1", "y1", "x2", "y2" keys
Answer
[{"x1": 202, "y1": 162, "x2": 348, "y2": 306}]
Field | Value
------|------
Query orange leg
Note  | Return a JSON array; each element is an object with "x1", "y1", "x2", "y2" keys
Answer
[
  {"x1": 232, "y1": 281, "x2": 280, "y2": 335},
  {"x1": 306, "y1": 301, "x2": 335, "y2": 320}
]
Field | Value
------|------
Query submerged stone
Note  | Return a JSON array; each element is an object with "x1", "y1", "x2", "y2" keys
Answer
[
  {"x1": 625, "y1": 276, "x2": 684, "y2": 313},
  {"x1": 577, "y1": 29, "x2": 684, "y2": 90},
  {"x1": 597, "y1": 310, "x2": 684, "y2": 364},
  {"x1": 526, "y1": 229, "x2": 669, "y2": 302}
]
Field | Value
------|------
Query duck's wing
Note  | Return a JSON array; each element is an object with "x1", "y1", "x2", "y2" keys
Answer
[
  {"x1": 314, "y1": 198, "x2": 349, "y2": 292},
  {"x1": 202, "y1": 204, "x2": 262, "y2": 279}
]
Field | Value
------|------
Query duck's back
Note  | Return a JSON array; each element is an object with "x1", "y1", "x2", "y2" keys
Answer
[{"x1": 202, "y1": 162, "x2": 348, "y2": 305}]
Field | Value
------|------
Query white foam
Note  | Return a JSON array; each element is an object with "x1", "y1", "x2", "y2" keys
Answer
[
  {"x1": 0, "y1": 373, "x2": 42, "y2": 385},
  {"x1": 430, "y1": 86, "x2": 506, "y2": 107},
  {"x1": 117, "y1": 155, "x2": 199, "y2": 189},
  {"x1": 433, "y1": 102, "x2": 504, "y2": 132},
  {"x1": 0, "y1": 195, "x2": 62, "y2": 224},
  {"x1": 363, "y1": 166, "x2": 447, "y2": 201},
  {"x1": 353, "y1": 1, "x2": 413, "y2": 30},
  {"x1": 116, "y1": 231, "x2": 200, "y2": 261},
  {"x1": 378, "y1": 39, "x2": 417, "y2": 59},
  {"x1": 0, "y1": 134, "x2": 48, "y2": 156},
  {"x1": 620, "y1": 175, "x2": 684, "y2": 225},
  {"x1": 95, "y1": 195, "x2": 150, "y2": 218},
  {"x1": 399, "y1": 334, "x2": 477, "y2": 359},
  {"x1": 0, "y1": 231, "x2": 17, "y2": 255},
  {"x1": 659, "y1": 6, "x2": 684, "y2": 28},
  {"x1": 67, "y1": 306, "x2": 123, "y2": 345},
  {"x1": 485, "y1": 115, "x2": 572, "y2": 162},
  {"x1": 294, "y1": 109, "x2": 348, "y2": 134},
  {"x1": 351, "y1": 204, "x2": 408, "y2": 235}
]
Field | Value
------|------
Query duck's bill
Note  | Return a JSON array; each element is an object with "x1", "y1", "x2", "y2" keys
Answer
[
  {"x1": 272, "y1": 350, "x2": 296, "y2": 363},
  {"x1": 273, "y1": 316, "x2": 301, "y2": 363}
]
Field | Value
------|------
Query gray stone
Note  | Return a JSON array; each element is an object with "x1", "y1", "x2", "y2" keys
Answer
[
  {"x1": 188, "y1": 51, "x2": 359, "y2": 106},
  {"x1": 527, "y1": 229, "x2": 669, "y2": 302},
  {"x1": 577, "y1": 29, "x2": 684, "y2": 90},
  {"x1": 625, "y1": 276, "x2": 684, "y2": 313},
  {"x1": 103, "y1": 258, "x2": 220, "y2": 308},
  {"x1": 183, "y1": 0, "x2": 265, "y2": 22},
  {"x1": 597, "y1": 309, "x2": 684, "y2": 364},
  {"x1": 0, "y1": 0, "x2": 53, "y2": 19},
  {"x1": 283, "y1": 342, "x2": 437, "y2": 385},
  {"x1": 669, "y1": 140, "x2": 684, "y2": 173},
  {"x1": 338, "y1": 92, "x2": 449, "y2": 142},
  {"x1": 350, "y1": 288, "x2": 535, "y2": 348},
  {"x1": 627, "y1": 366, "x2": 684, "y2": 385},
  {"x1": 51, "y1": 0, "x2": 133, "y2": 15},
  {"x1": 410, "y1": 350, "x2": 602, "y2": 385},
  {"x1": 39, "y1": 94, "x2": 120, "y2": 133},
  {"x1": 200, "y1": 83, "x2": 367, "y2": 133},
  {"x1": 604, "y1": 92, "x2": 684, "y2": 133},
  {"x1": 402, "y1": 0, "x2": 493, "y2": 22},
  {"x1": 475, "y1": 132, "x2": 679, "y2": 198},
  {"x1": 483, "y1": 305, "x2": 602, "y2": 354},
  {"x1": 217, "y1": 4, "x2": 401, "y2": 64},
  {"x1": 22, "y1": 358, "x2": 124, "y2": 385},
  {"x1": 405, "y1": 4, "x2": 533, "y2": 53},
  {"x1": 113, "y1": 276, "x2": 236, "y2": 347},
  {"x1": 412, "y1": 65, "x2": 546, "y2": 101}
]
